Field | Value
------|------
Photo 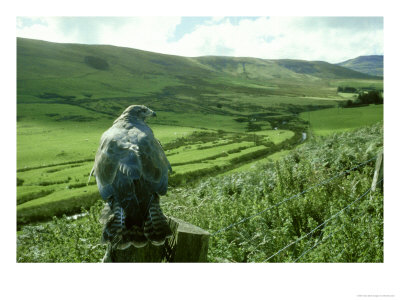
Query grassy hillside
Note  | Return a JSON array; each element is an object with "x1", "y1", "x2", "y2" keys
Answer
[
  {"x1": 337, "y1": 55, "x2": 383, "y2": 77},
  {"x1": 16, "y1": 38, "x2": 384, "y2": 227},
  {"x1": 17, "y1": 38, "x2": 376, "y2": 110}
]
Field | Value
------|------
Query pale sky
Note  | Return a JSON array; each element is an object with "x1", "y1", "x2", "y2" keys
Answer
[{"x1": 16, "y1": 16, "x2": 383, "y2": 63}]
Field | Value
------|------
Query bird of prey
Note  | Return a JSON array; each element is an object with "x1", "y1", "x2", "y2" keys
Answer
[{"x1": 90, "y1": 105, "x2": 172, "y2": 250}]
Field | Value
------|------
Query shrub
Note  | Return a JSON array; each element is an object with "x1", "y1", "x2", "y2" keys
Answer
[{"x1": 343, "y1": 91, "x2": 383, "y2": 107}]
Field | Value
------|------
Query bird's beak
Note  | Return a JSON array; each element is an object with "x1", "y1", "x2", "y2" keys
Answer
[{"x1": 152, "y1": 111, "x2": 157, "y2": 117}]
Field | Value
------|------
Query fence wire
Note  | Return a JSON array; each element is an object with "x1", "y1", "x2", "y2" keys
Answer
[
  {"x1": 294, "y1": 178, "x2": 383, "y2": 262},
  {"x1": 263, "y1": 178, "x2": 383, "y2": 262},
  {"x1": 293, "y1": 224, "x2": 345, "y2": 262},
  {"x1": 212, "y1": 156, "x2": 377, "y2": 236}
]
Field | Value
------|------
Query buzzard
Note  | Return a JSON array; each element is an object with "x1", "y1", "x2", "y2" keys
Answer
[{"x1": 90, "y1": 105, "x2": 172, "y2": 249}]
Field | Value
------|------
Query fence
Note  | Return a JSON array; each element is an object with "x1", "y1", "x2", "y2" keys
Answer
[{"x1": 106, "y1": 152, "x2": 383, "y2": 263}]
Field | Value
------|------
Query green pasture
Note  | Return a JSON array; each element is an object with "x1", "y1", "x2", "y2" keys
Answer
[
  {"x1": 300, "y1": 104, "x2": 383, "y2": 136},
  {"x1": 16, "y1": 94, "x2": 382, "y2": 227},
  {"x1": 168, "y1": 141, "x2": 254, "y2": 165},
  {"x1": 17, "y1": 103, "x2": 207, "y2": 170},
  {"x1": 17, "y1": 100, "x2": 300, "y2": 225},
  {"x1": 223, "y1": 149, "x2": 292, "y2": 175},
  {"x1": 254, "y1": 130, "x2": 294, "y2": 144},
  {"x1": 149, "y1": 111, "x2": 249, "y2": 132},
  {"x1": 171, "y1": 145, "x2": 268, "y2": 175}
]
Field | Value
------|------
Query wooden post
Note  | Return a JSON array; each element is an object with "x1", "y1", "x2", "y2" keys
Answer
[
  {"x1": 102, "y1": 217, "x2": 210, "y2": 263},
  {"x1": 371, "y1": 151, "x2": 383, "y2": 196}
]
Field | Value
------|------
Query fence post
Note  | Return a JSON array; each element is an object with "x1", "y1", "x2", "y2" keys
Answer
[
  {"x1": 371, "y1": 151, "x2": 383, "y2": 196},
  {"x1": 102, "y1": 216, "x2": 210, "y2": 263}
]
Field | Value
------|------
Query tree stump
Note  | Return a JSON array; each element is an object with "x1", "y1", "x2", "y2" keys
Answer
[{"x1": 102, "y1": 217, "x2": 210, "y2": 262}]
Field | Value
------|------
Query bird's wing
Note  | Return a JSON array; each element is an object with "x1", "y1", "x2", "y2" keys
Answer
[
  {"x1": 136, "y1": 129, "x2": 171, "y2": 195},
  {"x1": 93, "y1": 123, "x2": 171, "y2": 199},
  {"x1": 92, "y1": 128, "x2": 142, "y2": 200}
]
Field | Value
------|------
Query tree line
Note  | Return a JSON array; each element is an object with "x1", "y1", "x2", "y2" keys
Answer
[{"x1": 340, "y1": 90, "x2": 383, "y2": 108}]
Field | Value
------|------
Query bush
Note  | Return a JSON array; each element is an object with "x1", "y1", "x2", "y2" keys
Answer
[
  {"x1": 337, "y1": 86, "x2": 358, "y2": 93},
  {"x1": 357, "y1": 90, "x2": 383, "y2": 105},
  {"x1": 342, "y1": 91, "x2": 383, "y2": 107}
]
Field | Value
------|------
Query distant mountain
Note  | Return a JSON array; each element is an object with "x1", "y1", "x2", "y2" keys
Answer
[
  {"x1": 337, "y1": 55, "x2": 383, "y2": 77},
  {"x1": 195, "y1": 56, "x2": 376, "y2": 80}
]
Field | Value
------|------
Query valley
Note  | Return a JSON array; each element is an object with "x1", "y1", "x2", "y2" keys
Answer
[{"x1": 16, "y1": 38, "x2": 384, "y2": 262}]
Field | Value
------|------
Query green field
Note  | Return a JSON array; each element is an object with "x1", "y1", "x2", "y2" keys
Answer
[
  {"x1": 17, "y1": 113, "x2": 300, "y2": 225},
  {"x1": 18, "y1": 101, "x2": 382, "y2": 225},
  {"x1": 300, "y1": 104, "x2": 383, "y2": 136},
  {"x1": 222, "y1": 149, "x2": 292, "y2": 175}
]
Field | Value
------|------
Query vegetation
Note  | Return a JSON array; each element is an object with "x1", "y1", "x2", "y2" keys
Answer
[
  {"x1": 16, "y1": 38, "x2": 384, "y2": 263},
  {"x1": 337, "y1": 86, "x2": 358, "y2": 93},
  {"x1": 355, "y1": 91, "x2": 383, "y2": 105},
  {"x1": 339, "y1": 91, "x2": 383, "y2": 108},
  {"x1": 17, "y1": 123, "x2": 383, "y2": 262},
  {"x1": 337, "y1": 55, "x2": 383, "y2": 77},
  {"x1": 299, "y1": 104, "x2": 383, "y2": 136}
]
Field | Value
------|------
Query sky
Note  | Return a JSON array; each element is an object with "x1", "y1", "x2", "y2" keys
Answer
[{"x1": 16, "y1": 16, "x2": 383, "y2": 63}]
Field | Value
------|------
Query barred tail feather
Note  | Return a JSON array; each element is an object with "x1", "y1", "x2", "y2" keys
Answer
[
  {"x1": 125, "y1": 225, "x2": 148, "y2": 248},
  {"x1": 101, "y1": 200, "x2": 127, "y2": 248},
  {"x1": 144, "y1": 195, "x2": 172, "y2": 246}
]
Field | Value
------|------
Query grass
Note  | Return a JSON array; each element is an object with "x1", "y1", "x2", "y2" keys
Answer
[
  {"x1": 300, "y1": 104, "x2": 383, "y2": 136},
  {"x1": 253, "y1": 130, "x2": 295, "y2": 144},
  {"x1": 149, "y1": 111, "x2": 250, "y2": 132},
  {"x1": 17, "y1": 185, "x2": 99, "y2": 226},
  {"x1": 17, "y1": 123, "x2": 383, "y2": 262},
  {"x1": 16, "y1": 37, "x2": 384, "y2": 229},
  {"x1": 16, "y1": 107, "x2": 299, "y2": 224},
  {"x1": 17, "y1": 103, "x2": 208, "y2": 170},
  {"x1": 222, "y1": 149, "x2": 291, "y2": 175},
  {"x1": 168, "y1": 141, "x2": 254, "y2": 165}
]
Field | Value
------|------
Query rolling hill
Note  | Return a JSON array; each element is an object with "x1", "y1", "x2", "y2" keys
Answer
[
  {"x1": 17, "y1": 38, "x2": 378, "y2": 108},
  {"x1": 337, "y1": 55, "x2": 383, "y2": 77}
]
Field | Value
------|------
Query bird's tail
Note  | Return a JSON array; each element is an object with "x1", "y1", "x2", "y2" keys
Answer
[
  {"x1": 144, "y1": 195, "x2": 173, "y2": 246},
  {"x1": 100, "y1": 200, "x2": 129, "y2": 249}
]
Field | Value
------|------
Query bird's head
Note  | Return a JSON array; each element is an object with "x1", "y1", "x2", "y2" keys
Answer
[{"x1": 116, "y1": 105, "x2": 157, "y2": 123}]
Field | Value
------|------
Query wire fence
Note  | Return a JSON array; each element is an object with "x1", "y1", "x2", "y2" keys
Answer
[
  {"x1": 211, "y1": 155, "x2": 378, "y2": 236},
  {"x1": 292, "y1": 179, "x2": 382, "y2": 263},
  {"x1": 262, "y1": 181, "x2": 379, "y2": 262},
  {"x1": 293, "y1": 224, "x2": 345, "y2": 262}
]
